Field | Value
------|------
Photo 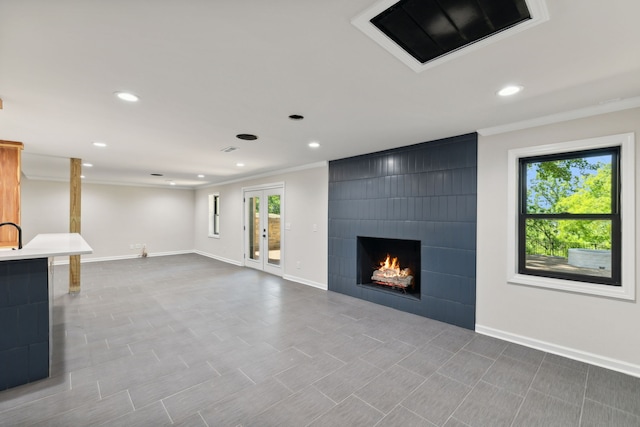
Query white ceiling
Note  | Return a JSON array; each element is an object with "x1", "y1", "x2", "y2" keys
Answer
[{"x1": 1, "y1": 0, "x2": 639, "y2": 188}]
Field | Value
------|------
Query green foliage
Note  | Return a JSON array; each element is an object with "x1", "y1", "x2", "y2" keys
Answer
[{"x1": 525, "y1": 157, "x2": 612, "y2": 257}]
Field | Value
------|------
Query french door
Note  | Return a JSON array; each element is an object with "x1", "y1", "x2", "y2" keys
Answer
[{"x1": 244, "y1": 186, "x2": 283, "y2": 276}]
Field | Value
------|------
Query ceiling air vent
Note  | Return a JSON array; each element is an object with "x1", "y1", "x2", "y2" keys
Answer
[
  {"x1": 352, "y1": 0, "x2": 548, "y2": 72},
  {"x1": 220, "y1": 146, "x2": 239, "y2": 153}
]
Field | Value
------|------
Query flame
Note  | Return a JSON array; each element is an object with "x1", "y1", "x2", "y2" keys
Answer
[{"x1": 377, "y1": 254, "x2": 411, "y2": 278}]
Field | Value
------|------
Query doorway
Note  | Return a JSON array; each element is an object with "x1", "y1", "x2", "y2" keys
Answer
[{"x1": 243, "y1": 185, "x2": 283, "y2": 276}]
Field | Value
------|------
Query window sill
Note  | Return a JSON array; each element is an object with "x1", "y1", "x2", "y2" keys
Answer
[{"x1": 508, "y1": 273, "x2": 634, "y2": 300}]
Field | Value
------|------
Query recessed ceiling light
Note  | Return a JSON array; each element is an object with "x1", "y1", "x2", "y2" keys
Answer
[
  {"x1": 80, "y1": 175, "x2": 86, "y2": 179},
  {"x1": 83, "y1": 163, "x2": 93, "y2": 167},
  {"x1": 289, "y1": 114, "x2": 304, "y2": 120},
  {"x1": 114, "y1": 91, "x2": 139, "y2": 102},
  {"x1": 92, "y1": 142, "x2": 107, "y2": 148},
  {"x1": 497, "y1": 85, "x2": 523, "y2": 97},
  {"x1": 197, "y1": 174, "x2": 205, "y2": 178},
  {"x1": 236, "y1": 162, "x2": 245, "y2": 167},
  {"x1": 308, "y1": 142, "x2": 320, "y2": 148},
  {"x1": 169, "y1": 182, "x2": 176, "y2": 186},
  {"x1": 236, "y1": 134, "x2": 258, "y2": 141}
]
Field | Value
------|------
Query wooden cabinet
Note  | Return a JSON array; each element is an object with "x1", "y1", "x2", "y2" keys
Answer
[{"x1": 0, "y1": 140, "x2": 23, "y2": 247}]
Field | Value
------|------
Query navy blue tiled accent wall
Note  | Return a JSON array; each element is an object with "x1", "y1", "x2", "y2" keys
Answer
[
  {"x1": 328, "y1": 133, "x2": 477, "y2": 329},
  {"x1": 0, "y1": 258, "x2": 50, "y2": 390}
]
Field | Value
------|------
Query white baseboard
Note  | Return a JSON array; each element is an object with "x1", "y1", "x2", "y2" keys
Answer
[
  {"x1": 475, "y1": 324, "x2": 640, "y2": 378},
  {"x1": 51, "y1": 250, "x2": 194, "y2": 265},
  {"x1": 193, "y1": 250, "x2": 243, "y2": 266},
  {"x1": 283, "y1": 274, "x2": 328, "y2": 290}
]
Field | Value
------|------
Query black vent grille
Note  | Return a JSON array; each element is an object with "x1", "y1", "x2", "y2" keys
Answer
[{"x1": 371, "y1": 0, "x2": 531, "y2": 64}]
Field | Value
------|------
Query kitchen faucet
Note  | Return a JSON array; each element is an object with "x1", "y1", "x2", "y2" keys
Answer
[{"x1": 0, "y1": 222, "x2": 22, "y2": 249}]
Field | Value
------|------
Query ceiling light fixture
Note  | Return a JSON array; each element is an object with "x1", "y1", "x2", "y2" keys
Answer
[
  {"x1": 236, "y1": 162, "x2": 245, "y2": 167},
  {"x1": 236, "y1": 134, "x2": 258, "y2": 141},
  {"x1": 497, "y1": 85, "x2": 523, "y2": 97},
  {"x1": 83, "y1": 163, "x2": 93, "y2": 167},
  {"x1": 197, "y1": 174, "x2": 205, "y2": 178},
  {"x1": 92, "y1": 142, "x2": 107, "y2": 148},
  {"x1": 114, "y1": 91, "x2": 139, "y2": 102},
  {"x1": 308, "y1": 142, "x2": 320, "y2": 148},
  {"x1": 80, "y1": 175, "x2": 86, "y2": 179},
  {"x1": 169, "y1": 182, "x2": 176, "y2": 186}
]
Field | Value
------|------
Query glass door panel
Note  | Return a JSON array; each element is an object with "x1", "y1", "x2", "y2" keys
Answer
[
  {"x1": 248, "y1": 195, "x2": 260, "y2": 261},
  {"x1": 267, "y1": 194, "x2": 281, "y2": 266}
]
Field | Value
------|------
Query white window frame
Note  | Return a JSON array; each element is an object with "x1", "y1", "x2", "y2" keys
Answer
[
  {"x1": 208, "y1": 193, "x2": 220, "y2": 238},
  {"x1": 507, "y1": 133, "x2": 635, "y2": 300}
]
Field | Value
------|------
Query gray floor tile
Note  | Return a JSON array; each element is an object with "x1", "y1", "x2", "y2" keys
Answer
[
  {"x1": 128, "y1": 361, "x2": 219, "y2": 409},
  {"x1": 1, "y1": 255, "x2": 637, "y2": 426},
  {"x1": 96, "y1": 401, "x2": 173, "y2": 427},
  {"x1": 323, "y1": 332, "x2": 383, "y2": 363},
  {"x1": 502, "y1": 343, "x2": 545, "y2": 366},
  {"x1": 401, "y1": 373, "x2": 472, "y2": 426},
  {"x1": 429, "y1": 327, "x2": 476, "y2": 353},
  {"x1": 481, "y1": 354, "x2": 538, "y2": 396},
  {"x1": 355, "y1": 364, "x2": 426, "y2": 414},
  {"x1": 581, "y1": 398, "x2": 640, "y2": 427},
  {"x1": 543, "y1": 352, "x2": 589, "y2": 373},
  {"x1": 161, "y1": 370, "x2": 254, "y2": 422},
  {"x1": 453, "y1": 380, "x2": 522, "y2": 427},
  {"x1": 31, "y1": 390, "x2": 134, "y2": 427},
  {"x1": 530, "y1": 359, "x2": 586, "y2": 405},
  {"x1": 239, "y1": 347, "x2": 311, "y2": 383},
  {"x1": 586, "y1": 365, "x2": 640, "y2": 417},
  {"x1": 308, "y1": 395, "x2": 384, "y2": 427},
  {"x1": 313, "y1": 359, "x2": 383, "y2": 403},
  {"x1": 198, "y1": 378, "x2": 292, "y2": 426},
  {"x1": 376, "y1": 405, "x2": 437, "y2": 427},
  {"x1": 171, "y1": 413, "x2": 208, "y2": 427},
  {"x1": 245, "y1": 385, "x2": 336, "y2": 427},
  {"x1": 463, "y1": 334, "x2": 508, "y2": 359},
  {"x1": 0, "y1": 382, "x2": 100, "y2": 426},
  {"x1": 443, "y1": 418, "x2": 472, "y2": 427},
  {"x1": 437, "y1": 350, "x2": 494, "y2": 386},
  {"x1": 359, "y1": 339, "x2": 416, "y2": 370},
  {"x1": 275, "y1": 352, "x2": 345, "y2": 392},
  {"x1": 512, "y1": 390, "x2": 581, "y2": 427},
  {"x1": 398, "y1": 343, "x2": 454, "y2": 377}
]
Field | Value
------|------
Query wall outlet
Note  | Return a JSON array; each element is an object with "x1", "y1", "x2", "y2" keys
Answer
[{"x1": 312, "y1": 224, "x2": 318, "y2": 232}]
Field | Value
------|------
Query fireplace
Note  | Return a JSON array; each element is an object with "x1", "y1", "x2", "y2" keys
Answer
[
  {"x1": 357, "y1": 236, "x2": 421, "y2": 299},
  {"x1": 328, "y1": 133, "x2": 477, "y2": 330}
]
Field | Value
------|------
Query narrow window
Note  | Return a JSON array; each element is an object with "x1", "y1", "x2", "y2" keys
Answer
[
  {"x1": 208, "y1": 193, "x2": 220, "y2": 237},
  {"x1": 518, "y1": 147, "x2": 620, "y2": 285}
]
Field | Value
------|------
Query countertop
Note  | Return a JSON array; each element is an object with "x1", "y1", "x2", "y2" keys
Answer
[{"x1": 0, "y1": 233, "x2": 93, "y2": 261}]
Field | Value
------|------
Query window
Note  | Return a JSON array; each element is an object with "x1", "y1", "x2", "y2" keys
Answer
[
  {"x1": 519, "y1": 147, "x2": 620, "y2": 285},
  {"x1": 507, "y1": 133, "x2": 635, "y2": 300},
  {"x1": 208, "y1": 193, "x2": 220, "y2": 237}
]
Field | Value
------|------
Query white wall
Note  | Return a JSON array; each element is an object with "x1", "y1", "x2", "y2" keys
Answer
[
  {"x1": 477, "y1": 107, "x2": 640, "y2": 374},
  {"x1": 21, "y1": 179, "x2": 195, "y2": 261},
  {"x1": 194, "y1": 164, "x2": 328, "y2": 289}
]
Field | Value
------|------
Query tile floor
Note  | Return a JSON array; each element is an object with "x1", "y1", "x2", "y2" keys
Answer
[{"x1": 0, "y1": 254, "x2": 639, "y2": 426}]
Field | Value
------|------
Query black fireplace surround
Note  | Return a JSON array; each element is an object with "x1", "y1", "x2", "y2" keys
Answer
[{"x1": 328, "y1": 133, "x2": 477, "y2": 329}]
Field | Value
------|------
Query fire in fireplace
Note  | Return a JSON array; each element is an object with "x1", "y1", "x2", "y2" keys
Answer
[
  {"x1": 357, "y1": 236, "x2": 421, "y2": 299},
  {"x1": 371, "y1": 254, "x2": 414, "y2": 292}
]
